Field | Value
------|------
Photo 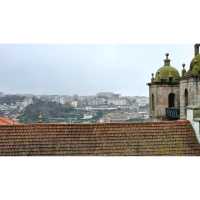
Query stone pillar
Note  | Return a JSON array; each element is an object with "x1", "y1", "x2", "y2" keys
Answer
[{"x1": 180, "y1": 81, "x2": 186, "y2": 119}]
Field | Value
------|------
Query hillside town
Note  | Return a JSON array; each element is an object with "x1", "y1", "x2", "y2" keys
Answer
[{"x1": 0, "y1": 92, "x2": 149, "y2": 123}]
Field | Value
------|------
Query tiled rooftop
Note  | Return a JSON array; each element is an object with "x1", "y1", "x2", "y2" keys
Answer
[
  {"x1": 0, "y1": 120, "x2": 199, "y2": 156},
  {"x1": 0, "y1": 117, "x2": 18, "y2": 125}
]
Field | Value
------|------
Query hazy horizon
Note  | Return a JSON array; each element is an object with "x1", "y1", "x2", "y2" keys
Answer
[
  {"x1": 0, "y1": 91, "x2": 149, "y2": 97},
  {"x1": 0, "y1": 44, "x2": 194, "y2": 96}
]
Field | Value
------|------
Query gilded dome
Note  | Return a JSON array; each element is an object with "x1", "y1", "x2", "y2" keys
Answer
[{"x1": 154, "y1": 53, "x2": 180, "y2": 83}]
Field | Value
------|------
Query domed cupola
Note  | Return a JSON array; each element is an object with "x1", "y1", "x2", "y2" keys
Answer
[
  {"x1": 189, "y1": 44, "x2": 200, "y2": 76},
  {"x1": 153, "y1": 53, "x2": 180, "y2": 84}
]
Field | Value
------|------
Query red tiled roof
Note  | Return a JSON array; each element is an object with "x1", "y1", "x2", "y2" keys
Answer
[
  {"x1": 0, "y1": 117, "x2": 18, "y2": 125},
  {"x1": 0, "y1": 120, "x2": 199, "y2": 156}
]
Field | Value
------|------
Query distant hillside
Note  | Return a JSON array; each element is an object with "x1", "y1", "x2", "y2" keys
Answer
[{"x1": 19, "y1": 98, "x2": 74, "y2": 123}]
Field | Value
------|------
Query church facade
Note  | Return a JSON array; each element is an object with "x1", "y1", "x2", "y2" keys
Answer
[{"x1": 148, "y1": 44, "x2": 200, "y2": 120}]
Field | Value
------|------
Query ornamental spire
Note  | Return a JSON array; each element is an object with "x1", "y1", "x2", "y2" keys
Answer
[
  {"x1": 164, "y1": 53, "x2": 170, "y2": 66},
  {"x1": 182, "y1": 63, "x2": 186, "y2": 77},
  {"x1": 194, "y1": 44, "x2": 200, "y2": 56}
]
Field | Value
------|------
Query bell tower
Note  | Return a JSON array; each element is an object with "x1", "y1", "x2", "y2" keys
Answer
[{"x1": 148, "y1": 53, "x2": 180, "y2": 120}]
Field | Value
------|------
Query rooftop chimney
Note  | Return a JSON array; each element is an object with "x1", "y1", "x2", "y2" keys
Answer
[{"x1": 194, "y1": 44, "x2": 200, "y2": 56}]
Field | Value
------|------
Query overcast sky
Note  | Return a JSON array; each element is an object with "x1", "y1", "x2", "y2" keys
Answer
[{"x1": 0, "y1": 44, "x2": 194, "y2": 96}]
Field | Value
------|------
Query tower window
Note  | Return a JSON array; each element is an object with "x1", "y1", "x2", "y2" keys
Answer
[{"x1": 168, "y1": 93, "x2": 175, "y2": 108}]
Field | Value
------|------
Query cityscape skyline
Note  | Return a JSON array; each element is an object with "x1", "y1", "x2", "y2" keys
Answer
[
  {"x1": 0, "y1": 91, "x2": 148, "y2": 97},
  {"x1": 0, "y1": 44, "x2": 194, "y2": 96}
]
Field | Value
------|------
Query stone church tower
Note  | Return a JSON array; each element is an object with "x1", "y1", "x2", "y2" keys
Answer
[
  {"x1": 148, "y1": 44, "x2": 200, "y2": 121},
  {"x1": 180, "y1": 44, "x2": 200, "y2": 119},
  {"x1": 148, "y1": 53, "x2": 180, "y2": 120}
]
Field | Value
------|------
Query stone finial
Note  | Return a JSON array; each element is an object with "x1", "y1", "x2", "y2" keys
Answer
[
  {"x1": 157, "y1": 71, "x2": 160, "y2": 80},
  {"x1": 164, "y1": 53, "x2": 170, "y2": 65},
  {"x1": 194, "y1": 44, "x2": 200, "y2": 56},
  {"x1": 182, "y1": 63, "x2": 186, "y2": 77},
  {"x1": 151, "y1": 73, "x2": 154, "y2": 82}
]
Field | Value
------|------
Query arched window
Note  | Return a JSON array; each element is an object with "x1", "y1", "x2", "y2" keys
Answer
[
  {"x1": 168, "y1": 93, "x2": 175, "y2": 108},
  {"x1": 151, "y1": 94, "x2": 155, "y2": 111},
  {"x1": 184, "y1": 89, "x2": 188, "y2": 107}
]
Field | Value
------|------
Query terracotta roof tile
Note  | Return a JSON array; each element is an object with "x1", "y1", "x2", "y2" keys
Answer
[
  {"x1": 0, "y1": 117, "x2": 18, "y2": 125},
  {"x1": 0, "y1": 120, "x2": 199, "y2": 156}
]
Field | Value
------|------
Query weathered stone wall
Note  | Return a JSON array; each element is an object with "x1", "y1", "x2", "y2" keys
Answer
[
  {"x1": 180, "y1": 77, "x2": 200, "y2": 119},
  {"x1": 186, "y1": 107, "x2": 200, "y2": 143},
  {"x1": 149, "y1": 84, "x2": 180, "y2": 119}
]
